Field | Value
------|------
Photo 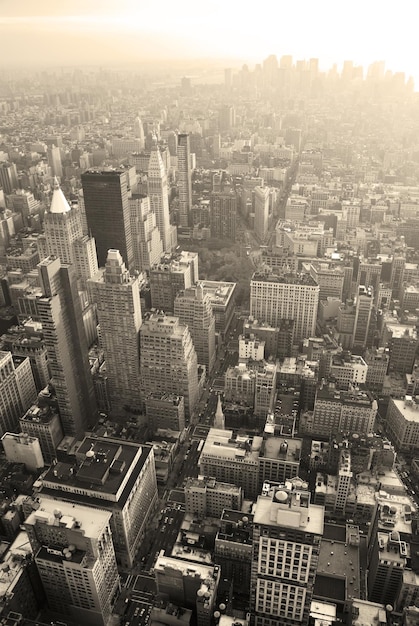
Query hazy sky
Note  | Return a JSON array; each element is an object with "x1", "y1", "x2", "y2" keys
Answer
[{"x1": 0, "y1": 0, "x2": 417, "y2": 79}]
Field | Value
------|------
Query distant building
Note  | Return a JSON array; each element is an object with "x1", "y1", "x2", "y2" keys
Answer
[
  {"x1": 129, "y1": 193, "x2": 163, "y2": 271},
  {"x1": 177, "y1": 133, "x2": 193, "y2": 227},
  {"x1": 254, "y1": 186, "x2": 270, "y2": 241}
]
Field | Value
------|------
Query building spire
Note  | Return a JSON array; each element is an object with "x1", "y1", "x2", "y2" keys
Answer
[
  {"x1": 214, "y1": 393, "x2": 225, "y2": 429},
  {"x1": 49, "y1": 177, "x2": 71, "y2": 214}
]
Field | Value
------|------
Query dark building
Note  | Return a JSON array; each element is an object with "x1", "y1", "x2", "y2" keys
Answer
[{"x1": 81, "y1": 169, "x2": 133, "y2": 269}]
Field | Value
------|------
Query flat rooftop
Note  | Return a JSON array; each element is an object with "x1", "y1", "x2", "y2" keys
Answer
[
  {"x1": 201, "y1": 429, "x2": 262, "y2": 464},
  {"x1": 391, "y1": 397, "x2": 419, "y2": 424},
  {"x1": 251, "y1": 271, "x2": 318, "y2": 287},
  {"x1": 261, "y1": 436, "x2": 302, "y2": 463}
]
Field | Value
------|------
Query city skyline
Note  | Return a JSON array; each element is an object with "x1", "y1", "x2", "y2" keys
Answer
[{"x1": 0, "y1": 0, "x2": 418, "y2": 88}]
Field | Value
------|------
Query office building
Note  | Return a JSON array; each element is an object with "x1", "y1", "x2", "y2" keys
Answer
[
  {"x1": 81, "y1": 168, "x2": 134, "y2": 269},
  {"x1": 174, "y1": 284, "x2": 216, "y2": 373},
  {"x1": 140, "y1": 313, "x2": 199, "y2": 421},
  {"x1": 184, "y1": 476, "x2": 243, "y2": 518},
  {"x1": 386, "y1": 397, "x2": 419, "y2": 452},
  {"x1": 0, "y1": 162, "x2": 18, "y2": 194},
  {"x1": 88, "y1": 249, "x2": 142, "y2": 417},
  {"x1": 20, "y1": 402, "x2": 63, "y2": 464},
  {"x1": 329, "y1": 352, "x2": 368, "y2": 388},
  {"x1": 148, "y1": 139, "x2": 172, "y2": 252},
  {"x1": 37, "y1": 256, "x2": 97, "y2": 437},
  {"x1": 145, "y1": 392, "x2": 185, "y2": 433},
  {"x1": 177, "y1": 133, "x2": 193, "y2": 227},
  {"x1": 352, "y1": 286, "x2": 374, "y2": 349},
  {"x1": 198, "y1": 280, "x2": 236, "y2": 338},
  {"x1": 25, "y1": 497, "x2": 119, "y2": 626},
  {"x1": 39, "y1": 436, "x2": 158, "y2": 569},
  {"x1": 309, "y1": 262, "x2": 344, "y2": 301},
  {"x1": 210, "y1": 192, "x2": 237, "y2": 240},
  {"x1": 1, "y1": 432, "x2": 44, "y2": 471},
  {"x1": 0, "y1": 351, "x2": 36, "y2": 437},
  {"x1": 133, "y1": 115, "x2": 145, "y2": 148},
  {"x1": 254, "y1": 186, "x2": 270, "y2": 241},
  {"x1": 155, "y1": 557, "x2": 220, "y2": 626},
  {"x1": 0, "y1": 322, "x2": 50, "y2": 391},
  {"x1": 364, "y1": 347, "x2": 389, "y2": 392},
  {"x1": 258, "y1": 436, "x2": 301, "y2": 491},
  {"x1": 129, "y1": 193, "x2": 163, "y2": 271},
  {"x1": 47, "y1": 145, "x2": 63, "y2": 179},
  {"x1": 199, "y1": 429, "x2": 262, "y2": 499},
  {"x1": 150, "y1": 250, "x2": 199, "y2": 313},
  {"x1": 301, "y1": 385, "x2": 377, "y2": 437},
  {"x1": 40, "y1": 178, "x2": 98, "y2": 289},
  {"x1": 215, "y1": 510, "x2": 254, "y2": 599},
  {"x1": 384, "y1": 323, "x2": 418, "y2": 374},
  {"x1": 250, "y1": 270, "x2": 319, "y2": 343},
  {"x1": 251, "y1": 479, "x2": 324, "y2": 626},
  {"x1": 224, "y1": 363, "x2": 256, "y2": 405}
]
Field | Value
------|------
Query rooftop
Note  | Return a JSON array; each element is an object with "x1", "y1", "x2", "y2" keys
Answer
[
  {"x1": 251, "y1": 271, "x2": 318, "y2": 287},
  {"x1": 201, "y1": 429, "x2": 262, "y2": 464},
  {"x1": 261, "y1": 436, "x2": 302, "y2": 463}
]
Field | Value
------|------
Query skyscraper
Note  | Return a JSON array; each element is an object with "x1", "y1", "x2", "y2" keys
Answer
[
  {"x1": 254, "y1": 186, "x2": 270, "y2": 241},
  {"x1": 37, "y1": 256, "x2": 97, "y2": 436},
  {"x1": 25, "y1": 497, "x2": 119, "y2": 626},
  {"x1": 0, "y1": 162, "x2": 19, "y2": 194},
  {"x1": 251, "y1": 479, "x2": 324, "y2": 626},
  {"x1": 177, "y1": 133, "x2": 192, "y2": 227},
  {"x1": 133, "y1": 115, "x2": 145, "y2": 149},
  {"x1": 148, "y1": 138, "x2": 172, "y2": 252},
  {"x1": 88, "y1": 249, "x2": 142, "y2": 417},
  {"x1": 129, "y1": 193, "x2": 163, "y2": 271},
  {"x1": 47, "y1": 144, "x2": 63, "y2": 179},
  {"x1": 40, "y1": 178, "x2": 98, "y2": 290},
  {"x1": 174, "y1": 283, "x2": 216, "y2": 373},
  {"x1": 81, "y1": 169, "x2": 134, "y2": 269},
  {"x1": 209, "y1": 192, "x2": 237, "y2": 240},
  {"x1": 140, "y1": 313, "x2": 199, "y2": 422}
]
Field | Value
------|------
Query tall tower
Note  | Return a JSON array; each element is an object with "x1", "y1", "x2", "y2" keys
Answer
[
  {"x1": 174, "y1": 283, "x2": 216, "y2": 373},
  {"x1": 148, "y1": 138, "x2": 172, "y2": 252},
  {"x1": 37, "y1": 256, "x2": 97, "y2": 436},
  {"x1": 0, "y1": 162, "x2": 18, "y2": 194},
  {"x1": 41, "y1": 178, "x2": 98, "y2": 289},
  {"x1": 88, "y1": 249, "x2": 142, "y2": 417},
  {"x1": 81, "y1": 169, "x2": 134, "y2": 270},
  {"x1": 140, "y1": 313, "x2": 199, "y2": 422},
  {"x1": 47, "y1": 145, "x2": 63, "y2": 179},
  {"x1": 177, "y1": 133, "x2": 192, "y2": 227},
  {"x1": 251, "y1": 479, "x2": 324, "y2": 626},
  {"x1": 352, "y1": 285, "x2": 373, "y2": 349},
  {"x1": 133, "y1": 115, "x2": 145, "y2": 149},
  {"x1": 129, "y1": 193, "x2": 163, "y2": 271},
  {"x1": 254, "y1": 186, "x2": 270, "y2": 241},
  {"x1": 25, "y1": 497, "x2": 119, "y2": 626}
]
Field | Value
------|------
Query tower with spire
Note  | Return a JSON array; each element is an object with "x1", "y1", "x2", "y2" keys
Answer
[
  {"x1": 147, "y1": 137, "x2": 172, "y2": 253},
  {"x1": 214, "y1": 394, "x2": 225, "y2": 429},
  {"x1": 40, "y1": 178, "x2": 98, "y2": 290}
]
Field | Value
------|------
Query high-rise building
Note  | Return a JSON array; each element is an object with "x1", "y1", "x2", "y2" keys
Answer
[
  {"x1": 174, "y1": 284, "x2": 216, "y2": 373},
  {"x1": 39, "y1": 436, "x2": 158, "y2": 569},
  {"x1": 254, "y1": 186, "x2": 270, "y2": 241},
  {"x1": 0, "y1": 351, "x2": 37, "y2": 437},
  {"x1": 129, "y1": 193, "x2": 163, "y2": 271},
  {"x1": 88, "y1": 249, "x2": 142, "y2": 417},
  {"x1": 40, "y1": 178, "x2": 98, "y2": 290},
  {"x1": 150, "y1": 251, "x2": 199, "y2": 313},
  {"x1": 209, "y1": 192, "x2": 237, "y2": 240},
  {"x1": 148, "y1": 139, "x2": 172, "y2": 252},
  {"x1": 140, "y1": 313, "x2": 199, "y2": 422},
  {"x1": 133, "y1": 115, "x2": 145, "y2": 149},
  {"x1": 37, "y1": 256, "x2": 97, "y2": 436},
  {"x1": 250, "y1": 270, "x2": 319, "y2": 343},
  {"x1": 81, "y1": 169, "x2": 134, "y2": 269},
  {"x1": 25, "y1": 497, "x2": 119, "y2": 626},
  {"x1": 251, "y1": 479, "x2": 324, "y2": 626},
  {"x1": 0, "y1": 162, "x2": 19, "y2": 194},
  {"x1": 47, "y1": 145, "x2": 63, "y2": 179},
  {"x1": 20, "y1": 402, "x2": 64, "y2": 464},
  {"x1": 352, "y1": 285, "x2": 373, "y2": 349},
  {"x1": 177, "y1": 133, "x2": 192, "y2": 227}
]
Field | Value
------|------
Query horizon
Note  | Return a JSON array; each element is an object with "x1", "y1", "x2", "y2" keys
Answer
[{"x1": 0, "y1": 0, "x2": 417, "y2": 87}]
